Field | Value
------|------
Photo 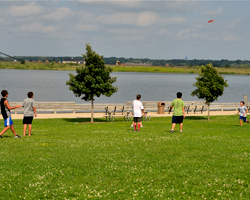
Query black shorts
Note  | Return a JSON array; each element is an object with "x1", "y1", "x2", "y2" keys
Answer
[
  {"x1": 23, "y1": 117, "x2": 33, "y2": 124},
  {"x1": 172, "y1": 116, "x2": 183, "y2": 124},
  {"x1": 134, "y1": 117, "x2": 142, "y2": 123}
]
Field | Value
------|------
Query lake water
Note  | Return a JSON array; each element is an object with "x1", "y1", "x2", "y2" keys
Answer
[{"x1": 0, "y1": 69, "x2": 249, "y2": 103}]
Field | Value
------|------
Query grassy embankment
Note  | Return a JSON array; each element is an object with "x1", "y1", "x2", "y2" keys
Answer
[
  {"x1": 1, "y1": 61, "x2": 250, "y2": 75},
  {"x1": 1, "y1": 115, "x2": 250, "y2": 199}
]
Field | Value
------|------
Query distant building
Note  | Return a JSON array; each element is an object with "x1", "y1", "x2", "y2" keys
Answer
[
  {"x1": 63, "y1": 57, "x2": 85, "y2": 64},
  {"x1": 125, "y1": 62, "x2": 151, "y2": 66}
]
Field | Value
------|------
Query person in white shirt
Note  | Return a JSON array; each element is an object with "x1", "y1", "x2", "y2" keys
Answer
[
  {"x1": 132, "y1": 94, "x2": 146, "y2": 131},
  {"x1": 237, "y1": 101, "x2": 249, "y2": 126}
]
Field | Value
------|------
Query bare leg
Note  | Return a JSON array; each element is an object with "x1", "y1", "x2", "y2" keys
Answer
[
  {"x1": 23, "y1": 124, "x2": 27, "y2": 136},
  {"x1": 180, "y1": 123, "x2": 183, "y2": 131},
  {"x1": 172, "y1": 123, "x2": 176, "y2": 130},
  {"x1": 0, "y1": 126, "x2": 11, "y2": 136},
  {"x1": 28, "y1": 124, "x2": 32, "y2": 136},
  {"x1": 10, "y1": 125, "x2": 17, "y2": 136},
  {"x1": 239, "y1": 119, "x2": 243, "y2": 126}
]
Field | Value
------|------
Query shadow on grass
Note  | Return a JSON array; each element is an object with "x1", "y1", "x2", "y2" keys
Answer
[
  {"x1": 63, "y1": 118, "x2": 127, "y2": 123},
  {"x1": 185, "y1": 116, "x2": 208, "y2": 120},
  {"x1": 63, "y1": 118, "x2": 107, "y2": 123}
]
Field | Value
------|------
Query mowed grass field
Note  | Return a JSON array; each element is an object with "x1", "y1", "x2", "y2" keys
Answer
[
  {"x1": 1, "y1": 115, "x2": 250, "y2": 199},
  {"x1": 1, "y1": 61, "x2": 250, "y2": 75}
]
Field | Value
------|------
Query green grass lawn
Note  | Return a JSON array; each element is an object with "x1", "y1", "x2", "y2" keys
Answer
[
  {"x1": 1, "y1": 61, "x2": 250, "y2": 75},
  {"x1": 1, "y1": 115, "x2": 250, "y2": 199}
]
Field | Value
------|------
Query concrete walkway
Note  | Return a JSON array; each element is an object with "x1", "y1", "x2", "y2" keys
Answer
[{"x1": 10, "y1": 110, "x2": 238, "y2": 120}]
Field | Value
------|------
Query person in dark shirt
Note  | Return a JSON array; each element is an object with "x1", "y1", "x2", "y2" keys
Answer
[{"x1": 0, "y1": 90, "x2": 21, "y2": 138}]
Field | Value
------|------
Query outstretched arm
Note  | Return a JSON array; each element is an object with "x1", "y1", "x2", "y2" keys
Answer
[{"x1": 5, "y1": 100, "x2": 21, "y2": 110}]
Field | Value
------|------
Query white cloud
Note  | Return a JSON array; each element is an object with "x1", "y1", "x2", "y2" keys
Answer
[
  {"x1": 114, "y1": 35, "x2": 146, "y2": 42},
  {"x1": 175, "y1": 28, "x2": 240, "y2": 42},
  {"x1": 136, "y1": 12, "x2": 159, "y2": 27},
  {"x1": 76, "y1": 24, "x2": 100, "y2": 32},
  {"x1": 77, "y1": 0, "x2": 198, "y2": 13},
  {"x1": 203, "y1": 7, "x2": 223, "y2": 15},
  {"x1": 160, "y1": 17, "x2": 187, "y2": 26},
  {"x1": 98, "y1": 13, "x2": 137, "y2": 26},
  {"x1": 8, "y1": 2, "x2": 44, "y2": 17},
  {"x1": 158, "y1": 29, "x2": 172, "y2": 36},
  {"x1": 98, "y1": 11, "x2": 186, "y2": 27},
  {"x1": 42, "y1": 7, "x2": 73, "y2": 21},
  {"x1": 18, "y1": 23, "x2": 56, "y2": 33}
]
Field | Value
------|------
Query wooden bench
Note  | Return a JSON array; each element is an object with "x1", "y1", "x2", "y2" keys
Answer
[
  {"x1": 194, "y1": 105, "x2": 205, "y2": 113},
  {"x1": 112, "y1": 106, "x2": 126, "y2": 121},
  {"x1": 103, "y1": 106, "x2": 115, "y2": 121}
]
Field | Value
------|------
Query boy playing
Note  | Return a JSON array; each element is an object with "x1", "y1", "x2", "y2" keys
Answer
[
  {"x1": 237, "y1": 101, "x2": 249, "y2": 126},
  {"x1": 170, "y1": 92, "x2": 185, "y2": 133},
  {"x1": 132, "y1": 94, "x2": 146, "y2": 131},
  {"x1": 0, "y1": 90, "x2": 22, "y2": 138},
  {"x1": 22, "y1": 91, "x2": 37, "y2": 136}
]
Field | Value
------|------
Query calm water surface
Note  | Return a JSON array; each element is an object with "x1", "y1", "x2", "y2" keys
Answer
[{"x1": 0, "y1": 69, "x2": 249, "y2": 103}]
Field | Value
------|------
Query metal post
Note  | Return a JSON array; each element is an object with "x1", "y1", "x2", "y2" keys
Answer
[{"x1": 244, "y1": 95, "x2": 248, "y2": 107}]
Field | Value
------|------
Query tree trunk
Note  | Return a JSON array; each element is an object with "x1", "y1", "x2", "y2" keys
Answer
[
  {"x1": 207, "y1": 103, "x2": 210, "y2": 121},
  {"x1": 91, "y1": 97, "x2": 94, "y2": 123}
]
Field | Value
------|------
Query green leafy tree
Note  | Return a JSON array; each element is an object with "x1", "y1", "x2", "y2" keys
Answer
[
  {"x1": 66, "y1": 44, "x2": 118, "y2": 122},
  {"x1": 191, "y1": 63, "x2": 229, "y2": 120}
]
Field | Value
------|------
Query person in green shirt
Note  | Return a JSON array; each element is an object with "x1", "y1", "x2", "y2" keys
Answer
[{"x1": 170, "y1": 92, "x2": 185, "y2": 133}]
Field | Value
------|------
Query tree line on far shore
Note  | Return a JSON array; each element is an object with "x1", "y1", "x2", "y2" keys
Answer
[{"x1": 0, "y1": 55, "x2": 250, "y2": 68}]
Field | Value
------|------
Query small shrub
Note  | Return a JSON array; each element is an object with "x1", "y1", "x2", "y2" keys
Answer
[{"x1": 20, "y1": 60, "x2": 25, "y2": 64}]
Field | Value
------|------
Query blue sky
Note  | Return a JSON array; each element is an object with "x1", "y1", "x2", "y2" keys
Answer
[{"x1": 0, "y1": 0, "x2": 249, "y2": 60}]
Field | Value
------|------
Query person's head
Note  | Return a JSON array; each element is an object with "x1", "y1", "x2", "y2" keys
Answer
[
  {"x1": 136, "y1": 94, "x2": 141, "y2": 100},
  {"x1": 240, "y1": 101, "x2": 245, "y2": 106},
  {"x1": 177, "y1": 92, "x2": 182, "y2": 98},
  {"x1": 27, "y1": 91, "x2": 33, "y2": 98},
  {"x1": 1, "y1": 90, "x2": 8, "y2": 97}
]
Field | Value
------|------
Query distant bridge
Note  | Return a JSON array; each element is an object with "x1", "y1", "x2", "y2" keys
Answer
[{"x1": 0, "y1": 52, "x2": 20, "y2": 61}]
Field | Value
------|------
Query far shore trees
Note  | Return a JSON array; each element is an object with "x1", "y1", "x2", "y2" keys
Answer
[
  {"x1": 66, "y1": 44, "x2": 118, "y2": 122},
  {"x1": 191, "y1": 63, "x2": 229, "y2": 120}
]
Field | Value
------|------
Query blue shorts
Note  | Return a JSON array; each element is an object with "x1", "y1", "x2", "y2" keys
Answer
[
  {"x1": 172, "y1": 116, "x2": 183, "y2": 124},
  {"x1": 239, "y1": 116, "x2": 247, "y2": 122},
  {"x1": 4, "y1": 117, "x2": 14, "y2": 127}
]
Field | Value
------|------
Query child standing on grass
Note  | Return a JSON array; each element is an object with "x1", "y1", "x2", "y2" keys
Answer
[
  {"x1": 0, "y1": 90, "x2": 22, "y2": 138},
  {"x1": 131, "y1": 120, "x2": 143, "y2": 128},
  {"x1": 22, "y1": 91, "x2": 37, "y2": 136},
  {"x1": 170, "y1": 92, "x2": 185, "y2": 133},
  {"x1": 237, "y1": 101, "x2": 249, "y2": 126},
  {"x1": 132, "y1": 94, "x2": 146, "y2": 131}
]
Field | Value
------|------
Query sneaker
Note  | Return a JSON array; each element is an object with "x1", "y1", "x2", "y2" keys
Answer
[
  {"x1": 141, "y1": 126, "x2": 143, "y2": 128},
  {"x1": 247, "y1": 119, "x2": 249, "y2": 124},
  {"x1": 170, "y1": 130, "x2": 174, "y2": 133},
  {"x1": 14, "y1": 135, "x2": 22, "y2": 138},
  {"x1": 130, "y1": 125, "x2": 134, "y2": 127},
  {"x1": 0, "y1": 135, "x2": 2, "y2": 138},
  {"x1": 180, "y1": 130, "x2": 183, "y2": 133}
]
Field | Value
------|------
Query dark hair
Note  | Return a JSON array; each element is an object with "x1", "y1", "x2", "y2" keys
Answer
[
  {"x1": 177, "y1": 92, "x2": 182, "y2": 98},
  {"x1": 27, "y1": 92, "x2": 33, "y2": 98},
  {"x1": 241, "y1": 101, "x2": 245, "y2": 105},
  {"x1": 1, "y1": 90, "x2": 8, "y2": 97},
  {"x1": 136, "y1": 94, "x2": 141, "y2": 100}
]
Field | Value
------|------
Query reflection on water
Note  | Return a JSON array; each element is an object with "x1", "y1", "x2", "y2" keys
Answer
[{"x1": 0, "y1": 69, "x2": 249, "y2": 103}]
